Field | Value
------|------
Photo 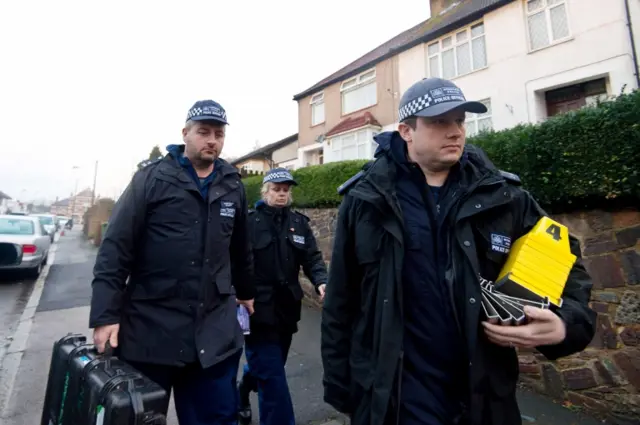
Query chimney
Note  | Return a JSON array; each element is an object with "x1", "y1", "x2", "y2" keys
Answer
[{"x1": 430, "y1": 0, "x2": 458, "y2": 16}]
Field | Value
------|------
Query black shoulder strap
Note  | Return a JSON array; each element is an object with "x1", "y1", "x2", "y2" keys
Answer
[
  {"x1": 337, "y1": 170, "x2": 365, "y2": 195},
  {"x1": 499, "y1": 170, "x2": 522, "y2": 186},
  {"x1": 136, "y1": 157, "x2": 162, "y2": 170},
  {"x1": 337, "y1": 161, "x2": 375, "y2": 195},
  {"x1": 293, "y1": 210, "x2": 310, "y2": 222}
]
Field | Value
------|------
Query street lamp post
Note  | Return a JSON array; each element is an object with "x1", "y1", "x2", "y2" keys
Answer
[{"x1": 70, "y1": 166, "x2": 79, "y2": 219}]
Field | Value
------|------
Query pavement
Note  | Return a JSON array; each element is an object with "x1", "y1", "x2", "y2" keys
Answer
[{"x1": 0, "y1": 229, "x2": 606, "y2": 425}]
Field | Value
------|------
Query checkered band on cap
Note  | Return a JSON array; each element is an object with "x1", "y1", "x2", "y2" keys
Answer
[
  {"x1": 187, "y1": 107, "x2": 203, "y2": 120},
  {"x1": 264, "y1": 170, "x2": 294, "y2": 183},
  {"x1": 186, "y1": 105, "x2": 227, "y2": 121},
  {"x1": 398, "y1": 93, "x2": 434, "y2": 121}
]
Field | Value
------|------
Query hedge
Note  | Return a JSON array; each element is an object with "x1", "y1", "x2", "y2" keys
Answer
[
  {"x1": 470, "y1": 90, "x2": 640, "y2": 211},
  {"x1": 243, "y1": 90, "x2": 640, "y2": 211},
  {"x1": 243, "y1": 160, "x2": 369, "y2": 208}
]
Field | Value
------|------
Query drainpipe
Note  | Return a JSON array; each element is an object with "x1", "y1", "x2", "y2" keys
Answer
[{"x1": 624, "y1": 0, "x2": 640, "y2": 88}]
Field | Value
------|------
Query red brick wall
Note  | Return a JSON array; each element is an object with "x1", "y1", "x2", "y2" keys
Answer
[
  {"x1": 299, "y1": 207, "x2": 640, "y2": 420},
  {"x1": 518, "y1": 209, "x2": 640, "y2": 421}
]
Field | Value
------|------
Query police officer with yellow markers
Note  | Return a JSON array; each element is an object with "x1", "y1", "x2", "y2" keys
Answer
[
  {"x1": 321, "y1": 78, "x2": 596, "y2": 425},
  {"x1": 237, "y1": 168, "x2": 328, "y2": 425}
]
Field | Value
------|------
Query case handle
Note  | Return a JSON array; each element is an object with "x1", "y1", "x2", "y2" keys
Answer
[{"x1": 103, "y1": 340, "x2": 114, "y2": 371}]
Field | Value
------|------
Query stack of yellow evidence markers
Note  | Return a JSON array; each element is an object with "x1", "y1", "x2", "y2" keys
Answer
[{"x1": 480, "y1": 216, "x2": 577, "y2": 326}]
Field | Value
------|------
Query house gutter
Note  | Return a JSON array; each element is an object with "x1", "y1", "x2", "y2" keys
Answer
[{"x1": 624, "y1": 0, "x2": 640, "y2": 87}]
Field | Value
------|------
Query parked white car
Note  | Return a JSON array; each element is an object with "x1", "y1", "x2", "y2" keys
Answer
[
  {"x1": 31, "y1": 213, "x2": 57, "y2": 243},
  {"x1": 0, "y1": 215, "x2": 51, "y2": 278}
]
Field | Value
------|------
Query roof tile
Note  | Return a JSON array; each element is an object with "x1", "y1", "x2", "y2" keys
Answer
[{"x1": 325, "y1": 111, "x2": 382, "y2": 137}]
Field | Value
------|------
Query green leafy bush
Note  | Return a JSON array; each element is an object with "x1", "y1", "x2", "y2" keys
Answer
[
  {"x1": 241, "y1": 90, "x2": 640, "y2": 212},
  {"x1": 242, "y1": 160, "x2": 369, "y2": 208},
  {"x1": 469, "y1": 90, "x2": 640, "y2": 211}
]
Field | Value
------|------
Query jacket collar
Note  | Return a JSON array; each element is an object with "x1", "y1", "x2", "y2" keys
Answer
[
  {"x1": 352, "y1": 131, "x2": 505, "y2": 214},
  {"x1": 256, "y1": 199, "x2": 289, "y2": 217},
  {"x1": 160, "y1": 144, "x2": 240, "y2": 182}
]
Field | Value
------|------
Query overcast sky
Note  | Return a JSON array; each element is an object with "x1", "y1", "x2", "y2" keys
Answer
[{"x1": 0, "y1": 0, "x2": 429, "y2": 203}]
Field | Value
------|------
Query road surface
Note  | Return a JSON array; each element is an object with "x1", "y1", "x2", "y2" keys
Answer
[{"x1": 0, "y1": 266, "x2": 38, "y2": 368}]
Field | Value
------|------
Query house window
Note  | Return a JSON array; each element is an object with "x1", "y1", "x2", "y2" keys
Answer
[
  {"x1": 427, "y1": 22, "x2": 487, "y2": 79},
  {"x1": 330, "y1": 129, "x2": 372, "y2": 161},
  {"x1": 526, "y1": 0, "x2": 570, "y2": 51},
  {"x1": 340, "y1": 69, "x2": 377, "y2": 115},
  {"x1": 466, "y1": 99, "x2": 493, "y2": 137},
  {"x1": 310, "y1": 92, "x2": 325, "y2": 126}
]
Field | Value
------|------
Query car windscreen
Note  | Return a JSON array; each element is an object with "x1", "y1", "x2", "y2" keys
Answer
[
  {"x1": 38, "y1": 216, "x2": 54, "y2": 225},
  {"x1": 0, "y1": 218, "x2": 35, "y2": 235}
]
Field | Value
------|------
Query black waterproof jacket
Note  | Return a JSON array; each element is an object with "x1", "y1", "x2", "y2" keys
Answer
[
  {"x1": 89, "y1": 146, "x2": 255, "y2": 368},
  {"x1": 248, "y1": 201, "x2": 328, "y2": 340},
  {"x1": 321, "y1": 132, "x2": 596, "y2": 425}
]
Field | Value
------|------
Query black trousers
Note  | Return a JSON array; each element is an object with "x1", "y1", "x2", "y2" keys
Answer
[{"x1": 127, "y1": 350, "x2": 241, "y2": 425}]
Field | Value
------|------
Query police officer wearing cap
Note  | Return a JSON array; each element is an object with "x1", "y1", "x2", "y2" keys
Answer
[
  {"x1": 321, "y1": 78, "x2": 595, "y2": 425},
  {"x1": 237, "y1": 168, "x2": 328, "y2": 425},
  {"x1": 90, "y1": 99, "x2": 256, "y2": 425}
]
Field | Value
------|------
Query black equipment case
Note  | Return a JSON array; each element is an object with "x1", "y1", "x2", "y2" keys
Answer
[{"x1": 41, "y1": 333, "x2": 168, "y2": 425}]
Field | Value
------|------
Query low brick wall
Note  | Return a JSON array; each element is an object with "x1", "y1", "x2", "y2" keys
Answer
[
  {"x1": 298, "y1": 208, "x2": 338, "y2": 310},
  {"x1": 297, "y1": 206, "x2": 640, "y2": 420},
  {"x1": 83, "y1": 199, "x2": 115, "y2": 245}
]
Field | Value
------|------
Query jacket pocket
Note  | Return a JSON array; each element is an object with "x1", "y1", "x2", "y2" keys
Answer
[
  {"x1": 355, "y1": 224, "x2": 382, "y2": 265},
  {"x1": 215, "y1": 273, "x2": 236, "y2": 296},
  {"x1": 253, "y1": 231, "x2": 273, "y2": 250},
  {"x1": 252, "y1": 286, "x2": 276, "y2": 326},
  {"x1": 129, "y1": 278, "x2": 178, "y2": 300},
  {"x1": 474, "y1": 224, "x2": 513, "y2": 282}
]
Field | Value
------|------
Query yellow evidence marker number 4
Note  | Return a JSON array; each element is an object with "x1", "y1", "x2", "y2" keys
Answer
[{"x1": 495, "y1": 217, "x2": 577, "y2": 308}]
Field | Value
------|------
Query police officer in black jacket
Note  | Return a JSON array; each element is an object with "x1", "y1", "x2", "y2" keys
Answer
[
  {"x1": 237, "y1": 168, "x2": 328, "y2": 425},
  {"x1": 89, "y1": 100, "x2": 255, "y2": 425},
  {"x1": 321, "y1": 78, "x2": 596, "y2": 425}
]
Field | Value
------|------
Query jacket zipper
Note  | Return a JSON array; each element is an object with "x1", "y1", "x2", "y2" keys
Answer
[
  {"x1": 447, "y1": 231, "x2": 463, "y2": 335},
  {"x1": 444, "y1": 175, "x2": 504, "y2": 336}
]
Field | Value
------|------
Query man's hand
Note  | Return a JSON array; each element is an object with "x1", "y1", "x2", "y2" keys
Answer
[
  {"x1": 317, "y1": 284, "x2": 327, "y2": 301},
  {"x1": 237, "y1": 298, "x2": 255, "y2": 315},
  {"x1": 93, "y1": 324, "x2": 120, "y2": 353},
  {"x1": 482, "y1": 306, "x2": 566, "y2": 349}
]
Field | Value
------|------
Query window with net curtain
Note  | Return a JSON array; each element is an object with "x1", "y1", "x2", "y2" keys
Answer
[
  {"x1": 427, "y1": 22, "x2": 488, "y2": 79},
  {"x1": 310, "y1": 92, "x2": 325, "y2": 126},
  {"x1": 340, "y1": 69, "x2": 377, "y2": 115},
  {"x1": 526, "y1": 0, "x2": 570, "y2": 51},
  {"x1": 330, "y1": 129, "x2": 375, "y2": 161},
  {"x1": 466, "y1": 99, "x2": 493, "y2": 137}
]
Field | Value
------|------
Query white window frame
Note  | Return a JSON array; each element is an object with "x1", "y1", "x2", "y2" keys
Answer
[
  {"x1": 465, "y1": 99, "x2": 493, "y2": 137},
  {"x1": 525, "y1": 0, "x2": 571, "y2": 52},
  {"x1": 427, "y1": 21, "x2": 487, "y2": 79},
  {"x1": 340, "y1": 68, "x2": 377, "y2": 115},
  {"x1": 310, "y1": 92, "x2": 325, "y2": 126},
  {"x1": 327, "y1": 128, "x2": 377, "y2": 162}
]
